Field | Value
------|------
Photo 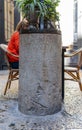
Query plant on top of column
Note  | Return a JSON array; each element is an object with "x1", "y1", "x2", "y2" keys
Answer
[{"x1": 14, "y1": 0, "x2": 60, "y2": 32}]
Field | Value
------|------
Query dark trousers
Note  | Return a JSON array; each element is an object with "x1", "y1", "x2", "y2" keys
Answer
[{"x1": 9, "y1": 62, "x2": 19, "y2": 69}]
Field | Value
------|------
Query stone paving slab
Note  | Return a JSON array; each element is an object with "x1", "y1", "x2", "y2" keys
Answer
[{"x1": 0, "y1": 70, "x2": 82, "y2": 130}]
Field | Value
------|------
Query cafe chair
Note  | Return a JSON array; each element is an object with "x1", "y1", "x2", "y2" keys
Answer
[
  {"x1": 64, "y1": 47, "x2": 82, "y2": 91},
  {"x1": 0, "y1": 43, "x2": 19, "y2": 95}
]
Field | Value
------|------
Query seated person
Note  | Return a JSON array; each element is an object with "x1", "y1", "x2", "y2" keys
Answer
[{"x1": 7, "y1": 19, "x2": 29, "y2": 69}]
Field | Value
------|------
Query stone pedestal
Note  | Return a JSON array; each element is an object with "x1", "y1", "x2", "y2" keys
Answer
[{"x1": 19, "y1": 33, "x2": 62, "y2": 116}]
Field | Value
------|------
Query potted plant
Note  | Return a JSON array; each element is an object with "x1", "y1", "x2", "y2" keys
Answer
[
  {"x1": 15, "y1": 0, "x2": 62, "y2": 116},
  {"x1": 14, "y1": 0, "x2": 60, "y2": 32}
]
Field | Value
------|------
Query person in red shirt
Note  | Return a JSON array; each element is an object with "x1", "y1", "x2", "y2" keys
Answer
[{"x1": 7, "y1": 19, "x2": 29, "y2": 69}]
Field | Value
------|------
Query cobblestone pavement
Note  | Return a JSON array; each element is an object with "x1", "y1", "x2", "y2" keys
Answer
[{"x1": 0, "y1": 70, "x2": 82, "y2": 130}]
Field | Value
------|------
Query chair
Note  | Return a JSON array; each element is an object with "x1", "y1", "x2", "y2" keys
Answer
[
  {"x1": 0, "y1": 43, "x2": 19, "y2": 95},
  {"x1": 64, "y1": 48, "x2": 82, "y2": 91}
]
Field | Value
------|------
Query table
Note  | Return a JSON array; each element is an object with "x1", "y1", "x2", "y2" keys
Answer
[{"x1": 62, "y1": 46, "x2": 68, "y2": 101}]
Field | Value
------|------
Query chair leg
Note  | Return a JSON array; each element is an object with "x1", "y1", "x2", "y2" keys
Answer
[
  {"x1": 8, "y1": 71, "x2": 13, "y2": 89},
  {"x1": 4, "y1": 70, "x2": 19, "y2": 95},
  {"x1": 65, "y1": 71, "x2": 79, "y2": 81},
  {"x1": 65, "y1": 70, "x2": 82, "y2": 91},
  {"x1": 76, "y1": 71, "x2": 82, "y2": 91},
  {"x1": 4, "y1": 71, "x2": 12, "y2": 95}
]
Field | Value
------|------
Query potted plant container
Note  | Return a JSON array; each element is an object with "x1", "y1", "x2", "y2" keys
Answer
[{"x1": 15, "y1": 0, "x2": 62, "y2": 116}]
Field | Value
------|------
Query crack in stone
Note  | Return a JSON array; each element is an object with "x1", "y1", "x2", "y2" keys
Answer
[{"x1": 31, "y1": 99, "x2": 48, "y2": 108}]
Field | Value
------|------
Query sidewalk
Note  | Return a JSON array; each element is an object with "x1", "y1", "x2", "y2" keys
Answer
[{"x1": 0, "y1": 70, "x2": 82, "y2": 130}]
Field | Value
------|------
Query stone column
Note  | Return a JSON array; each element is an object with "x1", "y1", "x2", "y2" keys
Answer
[{"x1": 18, "y1": 33, "x2": 62, "y2": 116}]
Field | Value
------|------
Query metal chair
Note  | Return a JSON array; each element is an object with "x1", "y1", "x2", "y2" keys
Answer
[
  {"x1": 0, "y1": 44, "x2": 19, "y2": 95},
  {"x1": 64, "y1": 48, "x2": 82, "y2": 91}
]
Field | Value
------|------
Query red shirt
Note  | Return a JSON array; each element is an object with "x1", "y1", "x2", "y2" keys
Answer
[{"x1": 7, "y1": 31, "x2": 19, "y2": 62}]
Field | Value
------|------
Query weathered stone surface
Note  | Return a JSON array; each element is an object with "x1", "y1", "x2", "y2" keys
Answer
[{"x1": 19, "y1": 33, "x2": 62, "y2": 115}]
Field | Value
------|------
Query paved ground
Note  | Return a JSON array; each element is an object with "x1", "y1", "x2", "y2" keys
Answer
[{"x1": 0, "y1": 70, "x2": 82, "y2": 130}]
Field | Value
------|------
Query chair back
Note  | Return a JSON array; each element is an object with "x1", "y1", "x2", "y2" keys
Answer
[
  {"x1": 65, "y1": 48, "x2": 82, "y2": 68},
  {"x1": 78, "y1": 52, "x2": 82, "y2": 68},
  {"x1": 0, "y1": 43, "x2": 19, "y2": 69},
  {"x1": 0, "y1": 44, "x2": 10, "y2": 69}
]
